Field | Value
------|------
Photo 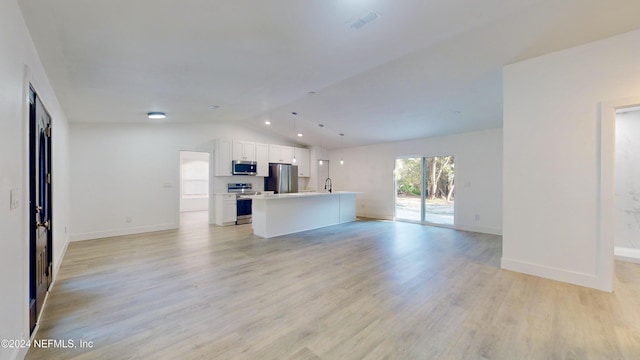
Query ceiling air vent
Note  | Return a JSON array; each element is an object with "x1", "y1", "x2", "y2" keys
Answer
[{"x1": 349, "y1": 10, "x2": 380, "y2": 30}]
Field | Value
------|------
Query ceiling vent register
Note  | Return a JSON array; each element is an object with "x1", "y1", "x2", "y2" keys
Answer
[{"x1": 349, "y1": 10, "x2": 380, "y2": 30}]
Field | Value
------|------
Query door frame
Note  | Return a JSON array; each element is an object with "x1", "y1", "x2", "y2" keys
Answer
[
  {"x1": 22, "y1": 65, "x2": 32, "y2": 339},
  {"x1": 599, "y1": 95, "x2": 640, "y2": 292}
]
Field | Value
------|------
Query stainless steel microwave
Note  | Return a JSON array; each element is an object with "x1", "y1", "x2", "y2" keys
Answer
[{"x1": 232, "y1": 160, "x2": 257, "y2": 175}]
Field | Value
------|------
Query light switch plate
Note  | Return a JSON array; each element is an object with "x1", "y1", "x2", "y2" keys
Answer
[{"x1": 10, "y1": 188, "x2": 19, "y2": 210}]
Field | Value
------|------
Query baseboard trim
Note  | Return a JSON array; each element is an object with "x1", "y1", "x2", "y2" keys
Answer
[
  {"x1": 385, "y1": 218, "x2": 502, "y2": 236},
  {"x1": 70, "y1": 223, "x2": 178, "y2": 242},
  {"x1": 501, "y1": 257, "x2": 610, "y2": 292},
  {"x1": 455, "y1": 224, "x2": 502, "y2": 236},
  {"x1": 54, "y1": 234, "x2": 70, "y2": 277},
  {"x1": 357, "y1": 213, "x2": 393, "y2": 221},
  {"x1": 614, "y1": 246, "x2": 640, "y2": 264}
]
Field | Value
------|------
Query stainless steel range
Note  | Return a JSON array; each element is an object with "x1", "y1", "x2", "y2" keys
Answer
[{"x1": 227, "y1": 183, "x2": 259, "y2": 225}]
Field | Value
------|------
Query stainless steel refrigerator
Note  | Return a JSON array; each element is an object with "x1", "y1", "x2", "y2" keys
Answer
[{"x1": 264, "y1": 163, "x2": 298, "y2": 193}]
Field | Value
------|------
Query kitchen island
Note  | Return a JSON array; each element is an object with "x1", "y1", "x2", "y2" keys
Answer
[{"x1": 241, "y1": 191, "x2": 357, "y2": 238}]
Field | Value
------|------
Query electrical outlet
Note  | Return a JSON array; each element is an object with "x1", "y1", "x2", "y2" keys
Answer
[
  {"x1": 474, "y1": 214, "x2": 480, "y2": 221},
  {"x1": 126, "y1": 216, "x2": 132, "y2": 223}
]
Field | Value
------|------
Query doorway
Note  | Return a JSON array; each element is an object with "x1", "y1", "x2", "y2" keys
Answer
[
  {"x1": 28, "y1": 86, "x2": 52, "y2": 333},
  {"x1": 179, "y1": 151, "x2": 210, "y2": 226},
  {"x1": 599, "y1": 96, "x2": 640, "y2": 292},
  {"x1": 614, "y1": 107, "x2": 640, "y2": 261}
]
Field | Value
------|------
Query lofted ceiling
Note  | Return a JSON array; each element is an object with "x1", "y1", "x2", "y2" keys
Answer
[{"x1": 18, "y1": 0, "x2": 640, "y2": 149}]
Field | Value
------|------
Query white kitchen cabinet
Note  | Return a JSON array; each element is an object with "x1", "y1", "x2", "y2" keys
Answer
[
  {"x1": 215, "y1": 194, "x2": 237, "y2": 226},
  {"x1": 294, "y1": 147, "x2": 310, "y2": 177},
  {"x1": 268, "y1": 144, "x2": 281, "y2": 163},
  {"x1": 269, "y1": 144, "x2": 294, "y2": 164},
  {"x1": 232, "y1": 140, "x2": 256, "y2": 162},
  {"x1": 214, "y1": 138, "x2": 232, "y2": 176},
  {"x1": 281, "y1": 146, "x2": 293, "y2": 164},
  {"x1": 256, "y1": 143, "x2": 269, "y2": 176}
]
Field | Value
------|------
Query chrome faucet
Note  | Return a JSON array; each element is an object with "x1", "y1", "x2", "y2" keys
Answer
[{"x1": 324, "y1": 177, "x2": 332, "y2": 193}]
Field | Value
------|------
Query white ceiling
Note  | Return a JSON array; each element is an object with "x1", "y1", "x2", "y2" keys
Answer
[{"x1": 18, "y1": 0, "x2": 640, "y2": 149}]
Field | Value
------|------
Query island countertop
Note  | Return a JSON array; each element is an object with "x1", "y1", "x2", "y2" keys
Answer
[
  {"x1": 239, "y1": 191, "x2": 357, "y2": 200},
  {"x1": 246, "y1": 191, "x2": 357, "y2": 238}
]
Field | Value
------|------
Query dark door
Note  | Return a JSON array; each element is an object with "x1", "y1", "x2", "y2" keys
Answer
[{"x1": 29, "y1": 87, "x2": 52, "y2": 333}]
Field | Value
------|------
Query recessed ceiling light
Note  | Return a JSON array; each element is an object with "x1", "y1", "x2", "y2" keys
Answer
[
  {"x1": 308, "y1": 91, "x2": 316, "y2": 96},
  {"x1": 265, "y1": 120, "x2": 271, "y2": 125},
  {"x1": 297, "y1": 133, "x2": 303, "y2": 137},
  {"x1": 147, "y1": 112, "x2": 166, "y2": 119},
  {"x1": 208, "y1": 105, "x2": 220, "y2": 110}
]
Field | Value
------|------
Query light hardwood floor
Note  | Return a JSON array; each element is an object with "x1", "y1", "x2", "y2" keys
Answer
[{"x1": 27, "y1": 212, "x2": 640, "y2": 359}]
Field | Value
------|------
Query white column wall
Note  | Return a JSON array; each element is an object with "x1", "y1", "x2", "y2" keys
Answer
[
  {"x1": 502, "y1": 29, "x2": 640, "y2": 291},
  {"x1": 0, "y1": 1, "x2": 71, "y2": 359}
]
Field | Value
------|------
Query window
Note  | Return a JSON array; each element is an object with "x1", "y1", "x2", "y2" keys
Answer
[{"x1": 181, "y1": 160, "x2": 209, "y2": 198}]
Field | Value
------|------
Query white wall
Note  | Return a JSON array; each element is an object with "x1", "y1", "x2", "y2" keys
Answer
[
  {"x1": 615, "y1": 109, "x2": 640, "y2": 253},
  {"x1": 69, "y1": 123, "x2": 296, "y2": 240},
  {"x1": 307, "y1": 145, "x2": 327, "y2": 192},
  {"x1": 328, "y1": 129, "x2": 503, "y2": 235},
  {"x1": 0, "y1": 1, "x2": 71, "y2": 359},
  {"x1": 503, "y1": 29, "x2": 640, "y2": 291}
]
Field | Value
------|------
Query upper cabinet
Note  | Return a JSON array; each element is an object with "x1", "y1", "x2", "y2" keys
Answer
[
  {"x1": 214, "y1": 138, "x2": 232, "y2": 176},
  {"x1": 280, "y1": 146, "x2": 293, "y2": 164},
  {"x1": 256, "y1": 143, "x2": 269, "y2": 177},
  {"x1": 212, "y1": 138, "x2": 308, "y2": 177},
  {"x1": 294, "y1": 147, "x2": 310, "y2": 177},
  {"x1": 269, "y1": 144, "x2": 293, "y2": 164},
  {"x1": 232, "y1": 140, "x2": 256, "y2": 162}
]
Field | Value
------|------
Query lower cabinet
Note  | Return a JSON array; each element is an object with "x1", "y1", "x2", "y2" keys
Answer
[{"x1": 215, "y1": 194, "x2": 237, "y2": 226}]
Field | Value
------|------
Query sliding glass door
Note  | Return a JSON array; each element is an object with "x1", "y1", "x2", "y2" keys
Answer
[
  {"x1": 424, "y1": 156, "x2": 454, "y2": 225},
  {"x1": 395, "y1": 156, "x2": 454, "y2": 225},
  {"x1": 394, "y1": 158, "x2": 422, "y2": 221}
]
